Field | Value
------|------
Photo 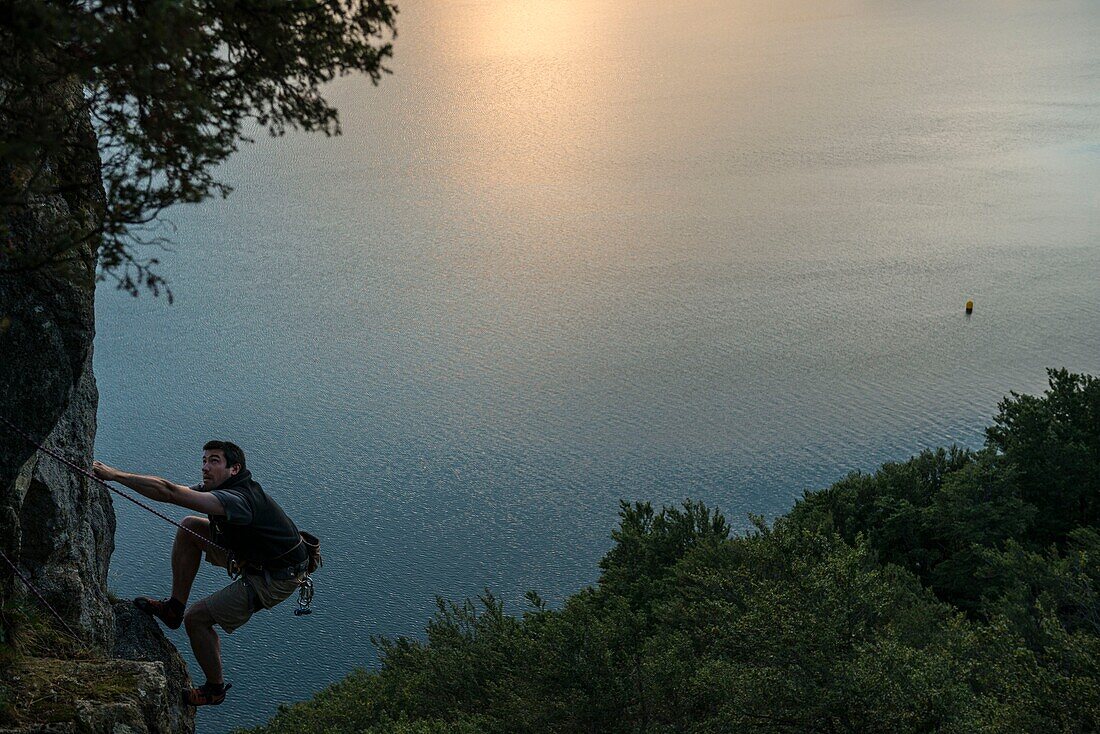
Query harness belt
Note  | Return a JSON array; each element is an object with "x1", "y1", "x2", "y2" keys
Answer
[
  {"x1": 262, "y1": 559, "x2": 310, "y2": 582},
  {"x1": 262, "y1": 537, "x2": 309, "y2": 569},
  {"x1": 231, "y1": 557, "x2": 309, "y2": 582},
  {"x1": 216, "y1": 530, "x2": 309, "y2": 577}
]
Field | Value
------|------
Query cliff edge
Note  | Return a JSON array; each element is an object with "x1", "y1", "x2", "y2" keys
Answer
[{"x1": 0, "y1": 73, "x2": 195, "y2": 733}]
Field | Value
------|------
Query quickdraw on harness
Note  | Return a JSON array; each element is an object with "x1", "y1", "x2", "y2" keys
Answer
[
  {"x1": 295, "y1": 577, "x2": 315, "y2": 616},
  {"x1": 1, "y1": 415, "x2": 322, "y2": 620},
  {"x1": 294, "y1": 531, "x2": 323, "y2": 615}
]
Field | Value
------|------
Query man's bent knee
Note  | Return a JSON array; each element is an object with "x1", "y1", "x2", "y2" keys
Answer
[
  {"x1": 184, "y1": 601, "x2": 215, "y2": 635},
  {"x1": 180, "y1": 515, "x2": 209, "y2": 533},
  {"x1": 177, "y1": 516, "x2": 210, "y2": 544}
]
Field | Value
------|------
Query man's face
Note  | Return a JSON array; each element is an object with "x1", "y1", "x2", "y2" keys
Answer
[{"x1": 201, "y1": 449, "x2": 239, "y2": 489}]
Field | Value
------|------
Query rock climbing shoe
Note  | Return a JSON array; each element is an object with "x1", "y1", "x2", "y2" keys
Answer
[
  {"x1": 134, "y1": 596, "x2": 184, "y2": 630},
  {"x1": 183, "y1": 681, "x2": 231, "y2": 707}
]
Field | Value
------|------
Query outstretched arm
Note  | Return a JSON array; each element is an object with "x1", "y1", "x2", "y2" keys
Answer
[{"x1": 92, "y1": 461, "x2": 224, "y2": 516}]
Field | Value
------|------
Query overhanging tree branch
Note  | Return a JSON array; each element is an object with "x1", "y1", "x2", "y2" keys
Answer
[{"x1": 1, "y1": 0, "x2": 398, "y2": 297}]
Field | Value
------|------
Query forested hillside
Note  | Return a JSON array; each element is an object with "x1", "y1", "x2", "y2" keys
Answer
[{"x1": 247, "y1": 369, "x2": 1099, "y2": 733}]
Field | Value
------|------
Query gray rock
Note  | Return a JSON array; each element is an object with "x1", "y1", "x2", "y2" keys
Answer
[
  {"x1": 0, "y1": 67, "x2": 194, "y2": 734},
  {"x1": 0, "y1": 658, "x2": 187, "y2": 734},
  {"x1": 112, "y1": 601, "x2": 195, "y2": 734},
  {"x1": 8, "y1": 354, "x2": 115, "y2": 647},
  {"x1": 1, "y1": 70, "x2": 104, "y2": 638}
]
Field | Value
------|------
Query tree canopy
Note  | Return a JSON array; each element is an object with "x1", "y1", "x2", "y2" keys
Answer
[
  {"x1": 1, "y1": 0, "x2": 398, "y2": 298},
  {"x1": 245, "y1": 369, "x2": 1100, "y2": 733}
]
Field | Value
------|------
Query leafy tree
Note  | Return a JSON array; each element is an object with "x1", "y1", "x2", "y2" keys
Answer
[
  {"x1": 598, "y1": 500, "x2": 729, "y2": 612},
  {"x1": 243, "y1": 374, "x2": 1100, "y2": 734},
  {"x1": 988, "y1": 369, "x2": 1100, "y2": 543},
  {"x1": 789, "y1": 369, "x2": 1100, "y2": 615},
  {"x1": 1, "y1": 0, "x2": 398, "y2": 298}
]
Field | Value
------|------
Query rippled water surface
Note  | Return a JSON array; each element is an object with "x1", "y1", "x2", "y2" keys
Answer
[{"x1": 94, "y1": 1, "x2": 1100, "y2": 730}]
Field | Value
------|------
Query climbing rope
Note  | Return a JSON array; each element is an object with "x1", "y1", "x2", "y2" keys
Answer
[
  {"x1": 0, "y1": 415, "x2": 230, "y2": 556},
  {"x1": 0, "y1": 546, "x2": 81, "y2": 642},
  {"x1": 1, "y1": 415, "x2": 317, "y2": 619}
]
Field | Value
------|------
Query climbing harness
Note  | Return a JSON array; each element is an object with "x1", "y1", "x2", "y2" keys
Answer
[
  {"x1": 220, "y1": 529, "x2": 322, "y2": 617},
  {"x1": 1, "y1": 415, "x2": 319, "y2": 619}
]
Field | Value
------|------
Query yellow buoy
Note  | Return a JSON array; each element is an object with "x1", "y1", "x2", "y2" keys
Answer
[{"x1": 965, "y1": 299, "x2": 974, "y2": 314}]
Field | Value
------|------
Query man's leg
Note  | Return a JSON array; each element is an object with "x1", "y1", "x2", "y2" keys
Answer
[
  {"x1": 182, "y1": 600, "x2": 232, "y2": 706},
  {"x1": 171, "y1": 515, "x2": 212, "y2": 605},
  {"x1": 184, "y1": 600, "x2": 223, "y2": 685},
  {"x1": 136, "y1": 516, "x2": 211, "y2": 629}
]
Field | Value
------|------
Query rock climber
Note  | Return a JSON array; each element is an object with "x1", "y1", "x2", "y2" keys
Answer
[{"x1": 93, "y1": 441, "x2": 309, "y2": 707}]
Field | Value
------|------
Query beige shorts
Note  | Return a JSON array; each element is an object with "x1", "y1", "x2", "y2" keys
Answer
[{"x1": 202, "y1": 547, "x2": 303, "y2": 633}]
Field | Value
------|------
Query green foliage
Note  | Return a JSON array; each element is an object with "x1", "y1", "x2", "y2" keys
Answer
[
  {"x1": 243, "y1": 372, "x2": 1100, "y2": 734},
  {"x1": 988, "y1": 369, "x2": 1100, "y2": 542},
  {"x1": 1, "y1": 0, "x2": 398, "y2": 297},
  {"x1": 790, "y1": 369, "x2": 1100, "y2": 624},
  {"x1": 598, "y1": 499, "x2": 729, "y2": 615},
  {"x1": 976, "y1": 529, "x2": 1100, "y2": 641}
]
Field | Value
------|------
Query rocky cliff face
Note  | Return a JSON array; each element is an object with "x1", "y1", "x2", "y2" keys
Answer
[
  {"x1": 5, "y1": 358, "x2": 113, "y2": 647},
  {"x1": 1, "y1": 73, "x2": 194, "y2": 733}
]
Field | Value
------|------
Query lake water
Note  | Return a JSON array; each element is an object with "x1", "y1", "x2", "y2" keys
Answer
[{"x1": 93, "y1": 1, "x2": 1100, "y2": 730}]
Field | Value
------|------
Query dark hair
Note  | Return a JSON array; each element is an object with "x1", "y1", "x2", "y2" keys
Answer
[{"x1": 203, "y1": 440, "x2": 246, "y2": 471}]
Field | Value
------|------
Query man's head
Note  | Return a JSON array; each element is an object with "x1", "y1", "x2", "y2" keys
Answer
[{"x1": 201, "y1": 440, "x2": 246, "y2": 489}]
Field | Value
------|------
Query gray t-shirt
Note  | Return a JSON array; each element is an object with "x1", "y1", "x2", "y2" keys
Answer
[{"x1": 191, "y1": 483, "x2": 253, "y2": 524}]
